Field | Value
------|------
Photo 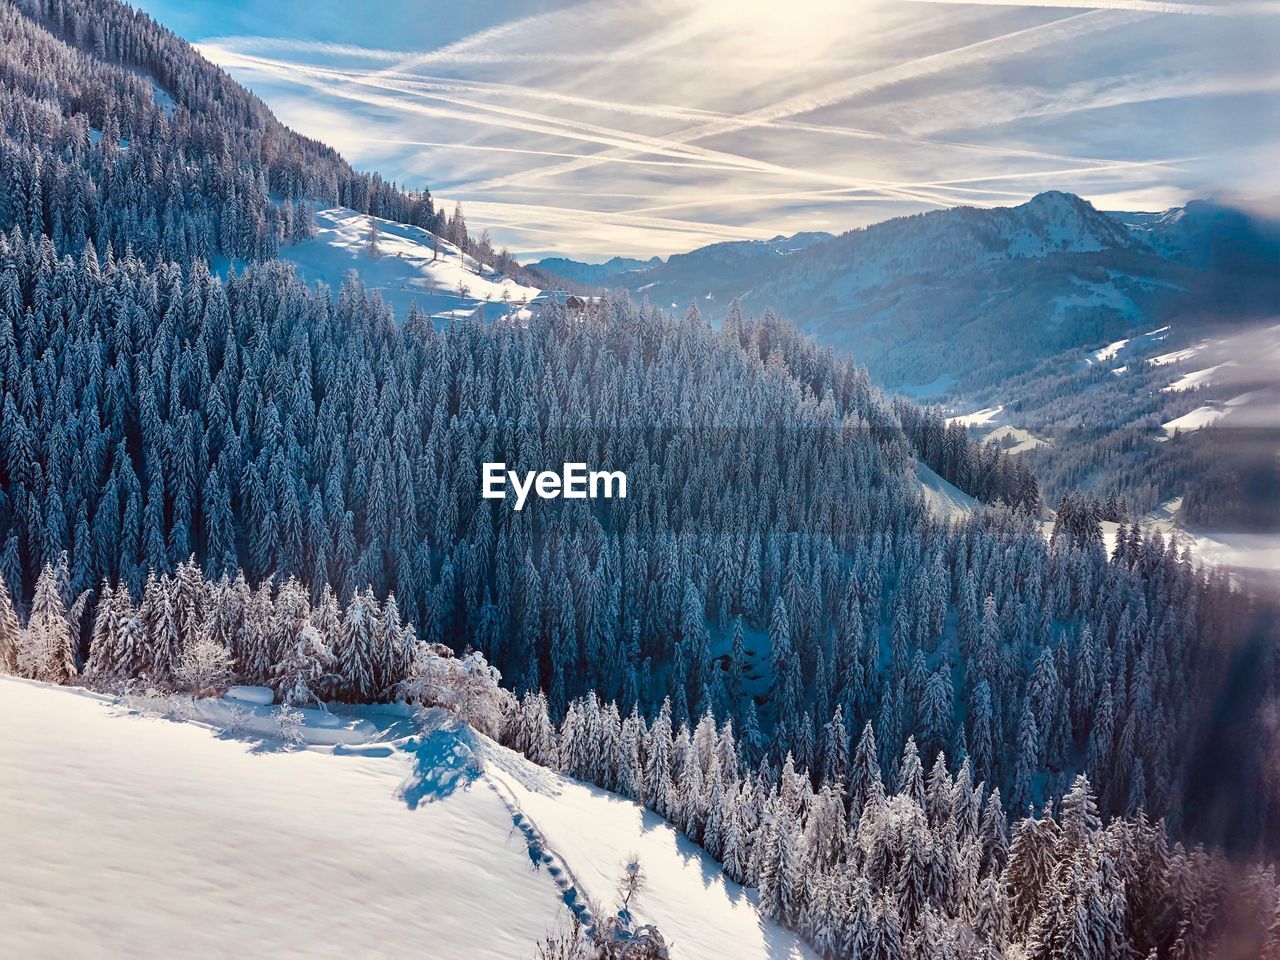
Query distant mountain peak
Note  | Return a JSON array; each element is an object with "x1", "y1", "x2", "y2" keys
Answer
[{"x1": 1026, "y1": 189, "x2": 1090, "y2": 208}]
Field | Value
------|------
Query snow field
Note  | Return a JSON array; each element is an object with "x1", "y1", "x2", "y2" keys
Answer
[
  {"x1": 913, "y1": 460, "x2": 977, "y2": 521},
  {"x1": 0, "y1": 677, "x2": 565, "y2": 960},
  {"x1": 480, "y1": 737, "x2": 819, "y2": 960},
  {"x1": 0, "y1": 678, "x2": 815, "y2": 959},
  {"x1": 279, "y1": 207, "x2": 540, "y2": 323}
]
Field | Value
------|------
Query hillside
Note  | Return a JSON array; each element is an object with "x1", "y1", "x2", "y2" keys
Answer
[
  {"x1": 0, "y1": 677, "x2": 814, "y2": 960},
  {"x1": 0, "y1": 0, "x2": 442, "y2": 268},
  {"x1": 531, "y1": 192, "x2": 1279, "y2": 529},
  {"x1": 534, "y1": 193, "x2": 1280, "y2": 393},
  {"x1": 950, "y1": 314, "x2": 1280, "y2": 536},
  {"x1": 273, "y1": 207, "x2": 540, "y2": 322},
  {"x1": 0, "y1": 678, "x2": 565, "y2": 959}
]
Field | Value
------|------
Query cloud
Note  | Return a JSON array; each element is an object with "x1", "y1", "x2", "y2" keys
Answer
[{"x1": 161, "y1": 0, "x2": 1280, "y2": 259}]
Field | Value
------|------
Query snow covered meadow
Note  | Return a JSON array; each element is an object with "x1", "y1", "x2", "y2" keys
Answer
[
  {"x1": 277, "y1": 207, "x2": 541, "y2": 323},
  {"x1": 0, "y1": 677, "x2": 812, "y2": 960}
]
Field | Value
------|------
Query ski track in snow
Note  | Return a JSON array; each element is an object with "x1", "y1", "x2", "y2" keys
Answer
[{"x1": 479, "y1": 739, "x2": 818, "y2": 960}]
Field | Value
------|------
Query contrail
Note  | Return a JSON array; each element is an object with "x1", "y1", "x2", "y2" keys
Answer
[
  {"x1": 205, "y1": 45, "x2": 982, "y2": 208},
  {"x1": 322, "y1": 65, "x2": 1147, "y2": 171},
  {"x1": 618, "y1": 156, "x2": 1196, "y2": 216},
  {"x1": 461, "y1": 9, "x2": 1144, "y2": 194},
  {"x1": 206, "y1": 11, "x2": 1169, "y2": 198},
  {"x1": 448, "y1": 199, "x2": 777, "y2": 242}
]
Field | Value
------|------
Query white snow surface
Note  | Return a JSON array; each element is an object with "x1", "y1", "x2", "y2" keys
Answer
[
  {"x1": 0, "y1": 677, "x2": 813, "y2": 960},
  {"x1": 279, "y1": 207, "x2": 540, "y2": 323},
  {"x1": 1162, "y1": 362, "x2": 1235, "y2": 392},
  {"x1": 1043, "y1": 498, "x2": 1280, "y2": 584},
  {"x1": 914, "y1": 460, "x2": 977, "y2": 521},
  {"x1": 225, "y1": 683, "x2": 274, "y2": 705},
  {"x1": 945, "y1": 405, "x2": 1004, "y2": 428},
  {"x1": 1092, "y1": 336, "x2": 1130, "y2": 362},
  {"x1": 1161, "y1": 403, "x2": 1231, "y2": 435},
  {"x1": 1144, "y1": 498, "x2": 1280, "y2": 577},
  {"x1": 483, "y1": 743, "x2": 817, "y2": 960},
  {"x1": 944, "y1": 406, "x2": 1046, "y2": 455},
  {"x1": 1087, "y1": 325, "x2": 1169, "y2": 365},
  {"x1": 0, "y1": 678, "x2": 564, "y2": 960},
  {"x1": 1160, "y1": 391, "x2": 1258, "y2": 437},
  {"x1": 1151, "y1": 342, "x2": 1209, "y2": 367},
  {"x1": 985, "y1": 424, "x2": 1047, "y2": 454}
]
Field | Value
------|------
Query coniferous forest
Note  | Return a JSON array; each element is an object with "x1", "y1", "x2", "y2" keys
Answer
[{"x1": 1, "y1": 1, "x2": 1278, "y2": 958}]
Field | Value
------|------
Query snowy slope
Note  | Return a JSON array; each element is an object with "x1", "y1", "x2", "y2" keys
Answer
[
  {"x1": 1086, "y1": 325, "x2": 1170, "y2": 367},
  {"x1": 1041, "y1": 497, "x2": 1280, "y2": 584},
  {"x1": 482, "y1": 743, "x2": 817, "y2": 960},
  {"x1": 555, "y1": 192, "x2": 1279, "y2": 393},
  {"x1": 945, "y1": 406, "x2": 1047, "y2": 455},
  {"x1": 279, "y1": 207, "x2": 540, "y2": 322},
  {"x1": 913, "y1": 461, "x2": 977, "y2": 521},
  {"x1": 0, "y1": 678, "x2": 566, "y2": 960},
  {"x1": 0, "y1": 678, "x2": 814, "y2": 960}
]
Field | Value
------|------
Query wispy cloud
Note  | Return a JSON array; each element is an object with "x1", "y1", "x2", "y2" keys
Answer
[{"x1": 143, "y1": 0, "x2": 1280, "y2": 258}]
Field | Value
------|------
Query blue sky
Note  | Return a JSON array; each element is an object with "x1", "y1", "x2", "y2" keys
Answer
[{"x1": 135, "y1": 0, "x2": 1280, "y2": 260}]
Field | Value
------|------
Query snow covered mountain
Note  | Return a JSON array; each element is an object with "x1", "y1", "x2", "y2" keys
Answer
[
  {"x1": 532, "y1": 231, "x2": 833, "y2": 299},
  {"x1": 1113, "y1": 198, "x2": 1280, "y2": 273},
  {"x1": 546, "y1": 193, "x2": 1278, "y2": 393},
  {"x1": 529, "y1": 254, "x2": 663, "y2": 286},
  {"x1": 3, "y1": 1, "x2": 1279, "y2": 958},
  {"x1": 0, "y1": 677, "x2": 814, "y2": 960}
]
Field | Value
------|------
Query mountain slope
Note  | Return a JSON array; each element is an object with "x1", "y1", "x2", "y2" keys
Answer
[
  {"x1": 0, "y1": 677, "x2": 815, "y2": 960},
  {"x1": 529, "y1": 255, "x2": 662, "y2": 286},
  {"x1": 555, "y1": 193, "x2": 1278, "y2": 391},
  {"x1": 532, "y1": 231, "x2": 833, "y2": 302},
  {"x1": 482, "y1": 745, "x2": 817, "y2": 960},
  {"x1": 0, "y1": 677, "x2": 564, "y2": 959},
  {"x1": 273, "y1": 207, "x2": 540, "y2": 322}
]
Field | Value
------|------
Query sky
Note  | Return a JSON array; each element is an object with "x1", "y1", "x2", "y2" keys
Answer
[{"x1": 134, "y1": 0, "x2": 1280, "y2": 261}]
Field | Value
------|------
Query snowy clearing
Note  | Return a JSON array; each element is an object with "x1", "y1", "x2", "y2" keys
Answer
[
  {"x1": 914, "y1": 461, "x2": 977, "y2": 521},
  {"x1": 985, "y1": 424, "x2": 1048, "y2": 454},
  {"x1": 1161, "y1": 404, "x2": 1230, "y2": 436},
  {"x1": 1042, "y1": 498, "x2": 1280, "y2": 582},
  {"x1": 1160, "y1": 391, "x2": 1258, "y2": 437},
  {"x1": 279, "y1": 207, "x2": 540, "y2": 323},
  {"x1": 0, "y1": 678, "x2": 567, "y2": 960},
  {"x1": 944, "y1": 406, "x2": 1045, "y2": 455},
  {"x1": 1162, "y1": 361, "x2": 1235, "y2": 393},
  {"x1": 0, "y1": 678, "x2": 812, "y2": 960},
  {"x1": 1092, "y1": 336, "x2": 1129, "y2": 363},
  {"x1": 1151, "y1": 341, "x2": 1209, "y2": 367},
  {"x1": 1145, "y1": 499, "x2": 1280, "y2": 577},
  {"x1": 1087, "y1": 325, "x2": 1169, "y2": 365},
  {"x1": 945, "y1": 405, "x2": 1004, "y2": 428}
]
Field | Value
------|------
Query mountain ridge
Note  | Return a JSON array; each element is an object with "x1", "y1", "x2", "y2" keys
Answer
[{"x1": 531, "y1": 191, "x2": 1279, "y2": 390}]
